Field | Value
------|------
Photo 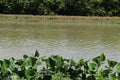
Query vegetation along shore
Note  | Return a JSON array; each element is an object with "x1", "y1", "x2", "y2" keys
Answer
[
  {"x1": 0, "y1": 14, "x2": 120, "y2": 25},
  {"x1": 0, "y1": 51, "x2": 120, "y2": 80}
]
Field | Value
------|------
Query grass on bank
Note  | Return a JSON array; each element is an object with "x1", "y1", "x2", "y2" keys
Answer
[
  {"x1": 0, "y1": 51, "x2": 120, "y2": 80},
  {"x1": 0, "y1": 14, "x2": 120, "y2": 20},
  {"x1": 0, "y1": 14, "x2": 120, "y2": 25}
]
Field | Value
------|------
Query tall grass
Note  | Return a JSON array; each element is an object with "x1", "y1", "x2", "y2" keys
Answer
[
  {"x1": 0, "y1": 14, "x2": 120, "y2": 26},
  {"x1": 0, "y1": 14, "x2": 120, "y2": 20}
]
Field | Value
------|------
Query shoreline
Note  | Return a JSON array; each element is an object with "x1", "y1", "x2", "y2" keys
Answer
[
  {"x1": 0, "y1": 14, "x2": 120, "y2": 25},
  {"x1": 0, "y1": 14, "x2": 120, "y2": 20}
]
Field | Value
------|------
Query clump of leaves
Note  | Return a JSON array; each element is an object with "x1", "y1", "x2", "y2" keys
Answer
[{"x1": 0, "y1": 51, "x2": 120, "y2": 80}]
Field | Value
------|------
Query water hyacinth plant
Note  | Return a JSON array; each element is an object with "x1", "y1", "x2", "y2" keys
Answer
[{"x1": 0, "y1": 51, "x2": 120, "y2": 80}]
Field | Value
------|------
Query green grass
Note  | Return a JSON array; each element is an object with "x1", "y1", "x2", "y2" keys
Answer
[{"x1": 0, "y1": 14, "x2": 120, "y2": 25}]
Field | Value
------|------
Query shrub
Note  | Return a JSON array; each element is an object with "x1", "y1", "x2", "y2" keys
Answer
[{"x1": 0, "y1": 51, "x2": 120, "y2": 80}]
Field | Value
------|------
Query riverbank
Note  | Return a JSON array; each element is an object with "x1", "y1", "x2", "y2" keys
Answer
[
  {"x1": 0, "y1": 14, "x2": 120, "y2": 20},
  {"x1": 0, "y1": 14, "x2": 120, "y2": 25}
]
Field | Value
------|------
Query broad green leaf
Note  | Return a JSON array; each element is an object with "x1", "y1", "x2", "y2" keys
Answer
[
  {"x1": 109, "y1": 73, "x2": 116, "y2": 80},
  {"x1": 10, "y1": 73, "x2": 20, "y2": 80},
  {"x1": 102, "y1": 69, "x2": 111, "y2": 78},
  {"x1": 29, "y1": 56, "x2": 37, "y2": 66},
  {"x1": 100, "y1": 53, "x2": 106, "y2": 61},
  {"x1": 88, "y1": 61, "x2": 98, "y2": 71},
  {"x1": 45, "y1": 56, "x2": 56, "y2": 70},
  {"x1": 92, "y1": 57, "x2": 101, "y2": 67},
  {"x1": 116, "y1": 63, "x2": 120, "y2": 72},
  {"x1": 25, "y1": 69, "x2": 36, "y2": 76},
  {"x1": 77, "y1": 59, "x2": 85, "y2": 67},
  {"x1": 2, "y1": 59, "x2": 10, "y2": 70},
  {"x1": 70, "y1": 59, "x2": 76, "y2": 66},
  {"x1": 97, "y1": 70, "x2": 106, "y2": 80},
  {"x1": 16, "y1": 59, "x2": 24, "y2": 65},
  {"x1": 54, "y1": 55, "x2": 63, "y2": 67},
  {"x1": 107, "y1": 60, "x2": 118, "y2": 68},
  {"x1": 36, "y1": 60, "x2": 42, "y2": 66},
  {"x1": 92, "y1": 53, "x2": 105, "y2": 67},
  {"x1": 21, "y1": 58, "x2": 31, "y2": 70}
]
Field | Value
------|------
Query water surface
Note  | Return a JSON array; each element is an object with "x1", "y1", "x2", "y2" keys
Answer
[{"x1": 0, "y1": 21, "x2": 120, "y2": 61}]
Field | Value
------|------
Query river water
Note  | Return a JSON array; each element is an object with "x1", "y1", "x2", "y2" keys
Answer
[{"x1": 0, "y1": 21, "x2": 120, "y2": 61}]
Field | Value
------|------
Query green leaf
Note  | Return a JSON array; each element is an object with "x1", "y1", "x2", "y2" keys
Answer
[
  {"x1": 92, "y1": 53, "x2": 105, "y2": 67},
  {"x1": 25, "y1": 68, "x2": 36, "y2": 79},
  {"x1": 97, "y1": 70, "x2": 106, "y2": 80},
  {"x1": 109, "y1": 73, "x2": 116, "y2": 80},
  {"x1": 10, "y1": 73, "x2": 20, "y2": 80},
  {"x1": 100, "y1": 53, "x2": 106, "y2": 61},
  {"x1": 25, "y1": 69, "x2": 36, "y2": 76},
  {"x1": 16, "y1": 59, "x2": 24, "y2": 65},
  {"x1": 70, "y1": 59, "x2": 76, "y2": 66},
  {"x1": 107, "y1": 60, "x2": 118, "y2": 68},
  {"x1": 34, "y1": 50, "x2": 39, "y2": 57},
  {"x1": 46, "y1": 56, "x2": 56, "y2": 70},
  {"x1": 29, "y1": 56, "x2": 37, "y2": 66},
  {"x1": 102, "y1": 69, "x2": 111, "y2": 77},
  {"x1": 2, "y1": 59, "x2": 10, "y2": 70},
  {"x1": 77, "y1": 59, "x2": 85, "y2": 67},
  {"x1": 23, "y1": 55, "x2": 28, "y2": 58},
  {"x1": 21, "y1": 59, "x2": 31, "y2": 70},
  {"x1": 116, "y1": 63, "x2": 120, "y2": 72},
  {"x1": 54, "y1": 55, "x2": 63, "y2": 67},
  {"x1": 88, "y1": 61, "x2": 98, "y2": 71}
]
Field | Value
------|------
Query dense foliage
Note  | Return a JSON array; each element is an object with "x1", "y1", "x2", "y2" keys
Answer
[
  {"x1": 0, "y1": 0, "x2": 120, "y2": 16},
  {"x1": 0, "y1": 51, "x2": 120, "y2": 80}
]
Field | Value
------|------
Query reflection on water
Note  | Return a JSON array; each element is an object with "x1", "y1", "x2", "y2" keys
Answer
[{"x1": 0, "y1": 23, "x2": 120, "y2": 61}]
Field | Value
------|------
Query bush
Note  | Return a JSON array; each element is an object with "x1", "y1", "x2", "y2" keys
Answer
[
  {"x1": 0, "y1": 51, "x2": 120, "y2": 80},
  {"x1": 0, "y1": 0, "x2": 120, "y2": 16}
]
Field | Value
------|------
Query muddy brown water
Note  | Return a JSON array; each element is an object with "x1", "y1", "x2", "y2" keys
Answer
[{"x1": 0, "y1": 21, "x2": 120, "y2": 61}]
